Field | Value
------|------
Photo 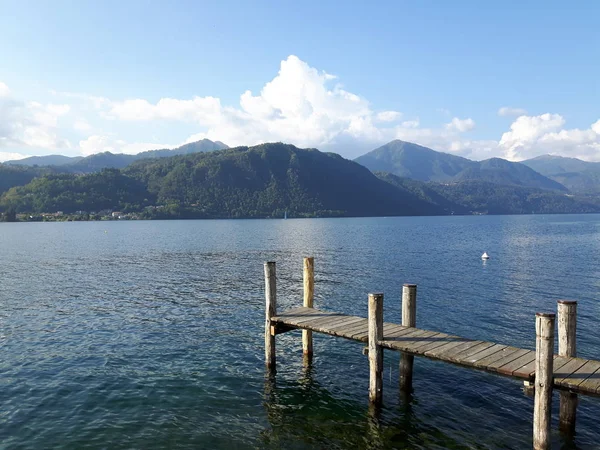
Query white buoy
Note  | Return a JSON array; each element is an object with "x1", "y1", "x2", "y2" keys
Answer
[{"x1": 481, "y1": 252, "x2": 490, "y2": 260}]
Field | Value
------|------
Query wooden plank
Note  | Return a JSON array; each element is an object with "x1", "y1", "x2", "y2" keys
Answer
[
  {"x1": 464, "y1": 344, "x2": 508, "y2": 366},
  {"x1": 300, "y1": 315, "x2": 356, "y2": 332},
  {"x1": 385, "y1": 330, "x2": 440, "y2": 352},
  {"x1": 306, "y1": 314, "x2": 359, "y2": 329},
  {"x1": 406, "y1": 332, "x2": 454, "y2": 353},
  {"x1": 515, "y1": 354, "x2": 570, "y2": 380},
  {"x1": 336, "y1": 320, "x2": 370, "y2": 336},
  {"x1": 336, "y1": 324, "x2": 369, "y2": 340},
  {"x1": 554, "y1": 357, "x2": 589, "y2": 384},
  {"x1": 408, "y1": 332, "x2": 458, "y2": 354},
  {"x1": 496, "y1": 350, "x2": 535, "y2": 376},
  {"x1": 472, "y1": 346, "x2": 521, "y2": 369},
  {"x1": 384, "y1": 326, "x2": 419, "y2": 339},
  {"x1": 448, "y1": 341, "x2": 496, "y2": 363},
  {"x1": 421, "y1": 336, "x2": 473, "y2": 358},
  {"x1": 326, "y1": 317, "x2": 366, "y2": 335},
  {"x1": 273, "y1": 306, "x2": 316, "y2": 320},
  {"x1": 487, "y1": 348, "x2": 532, "y2": 373},
  {"x1": 383, "y1": 323, "x2": 407, "y2": 336},
  {"x1": 576, "y1": 366, "x2": 600, "y2": 394},
  {"x1": 290, "y1": 311, "x2": 344, "y2": 326},
  {"x1": 382, "y1": 330, "x2": 439, "y2": 351},
  {"x1": 429, "y1": 339, "x2": 481, "y2": 361},
  {"x1": 272, "y1": 308, "x2": 325, "y2": 324},
  {"x1": 558, "y1": 360, "x2": 600, "y2": 390}
]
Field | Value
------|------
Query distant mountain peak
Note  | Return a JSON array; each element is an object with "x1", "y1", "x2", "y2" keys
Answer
[
  {"x1": 355, "y1": 140, "x2": 567, "y2": 191},
  {"x1": 5, "y1": 139, "x2": 229, "y2": 173}
]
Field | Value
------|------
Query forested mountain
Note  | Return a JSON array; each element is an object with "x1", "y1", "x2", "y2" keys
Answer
[
  {"x1": 376, "y1": 172, "x2": 599, "y2": 215},
  {"x1": 355, "y1": 140, "x2": 473, "y2": 181},
  {"x1": 4, "y1": 155, "x2": 83, "y2": 167},
  {"x1": 355, "y1": 140, "x2": 566, "y2": 191},
  {"x1": 5, "y1": 139, "x2": 228, "y2": 173},
  {"x1": 521, "y1": 155, "x2": 600, "y2": 194},
  {"x1": 0, "y1": 144, "x2": 441, "y2": 218},
  {"x1": 452, "y1": 158, "x2": 566, "y2": 191},
  {"x1": 0, "y1": 164, "x2": 57, "y2": 195},
  {"x1": 2, "y1": 142, "x2": 599, "y2": 220}
]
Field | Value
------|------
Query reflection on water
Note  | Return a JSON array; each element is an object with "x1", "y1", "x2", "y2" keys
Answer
[{"x1": 1, "y1": 215, "x2": 600, "y2": 448}]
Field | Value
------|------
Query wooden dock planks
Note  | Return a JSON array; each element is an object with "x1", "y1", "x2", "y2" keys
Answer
[{"x1": 271, "y1": 307, "x2": 600, "y2": 395}]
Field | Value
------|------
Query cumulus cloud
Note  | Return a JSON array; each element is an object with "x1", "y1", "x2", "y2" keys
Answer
[
  {"x1": 105, "y1": 56, "x2": 393, "y2": 155},
  {"x1": 0, "y1": 151, "x2": 28, "y2": 162},
  {"x1": 0, "y1": 82, "x2": 10, "y2": 98},
  {"x1": 376, "y1": 111, "x2": 402, "y2": 122},
  {"x1": 73, "y1": 119, "x2": 92, "y2": 132},
  {"x1": 445, "y1": 117, "x2": 475, "y2": 133},
  {"x1": 0, "y1": 83, "x2": 72, "y2": 151},
  {"x1": 498, "y1": 107, "x2": 528, "y2": 117},
  {"x1": 78, "y1": 135, "x2": 174, "y2": 157},
  {"x1": 499, "y1": 113, "x2": 566, "y2": 160},
  {"x1": 4, "y1": 57, "x2": 600, "y2": 162}
]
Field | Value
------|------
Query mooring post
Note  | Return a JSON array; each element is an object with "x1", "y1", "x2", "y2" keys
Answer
[
  {"x1": 368, "y1": 293, "x2": 384, "y2": 405},
  {"x1": 533, "y1": 312, "x2": 555, "y2": 450},
  {"x1": 400, "y1": 284, "x2": 417, "y2": 393},
  {"x1": 264, "y1": 261, "x2": 277, "y2": 369},
  {"x1": 557, "y1": 300, "x2": 577, "y2": 436},
  {"x1": 302, "y1": 257, "x2": 315, "y2": 360}
]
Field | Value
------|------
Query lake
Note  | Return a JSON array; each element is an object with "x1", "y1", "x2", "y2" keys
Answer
[{"x1": 1, "y1": 215, "x2": 600, "y2": 449}]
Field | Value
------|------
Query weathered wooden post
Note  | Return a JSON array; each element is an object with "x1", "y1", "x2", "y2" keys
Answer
[
  {"x1": 368, "y1": 293, "x2": 384, "y2": 405},
  {"x1": 264, "y1": 261, "x2": 277, "y2": 369},
  {"x1": 557, "y1": 300, "x2": 577, "y2": 435},
  {"x1": 302, "y1": 257, "x2": 315, "y2": 360},
  {"x1": 533, "y1": 312, "x2": 555, "y2": 450},
  {"x1": 400, "y1": 284, "x2": 417, "y2": 392}
]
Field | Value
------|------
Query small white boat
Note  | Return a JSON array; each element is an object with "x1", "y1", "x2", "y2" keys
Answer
[{"x1": 481, "y1": 252, "x2": 490, "y2": 260}]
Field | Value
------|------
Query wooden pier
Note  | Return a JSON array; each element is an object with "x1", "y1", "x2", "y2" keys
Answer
[{"x1": 264, "y1": 259, "x2": 600, "y2": 450}]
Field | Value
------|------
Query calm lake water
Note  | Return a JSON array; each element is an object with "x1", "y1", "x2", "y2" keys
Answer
[{"x1": 1, "y1": 215, "x2": 600, "y2": 449}]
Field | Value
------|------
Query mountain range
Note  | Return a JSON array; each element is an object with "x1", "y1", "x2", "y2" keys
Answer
[
  {"x1": 521, "y1": 155, "x2": 600, "y2": 194},
  {"x1": 2, "y1": 141, "x2": 600, "y2": 219},
  {"x1": 355, "y1": 140, "x2": 567, "y2": 191},
  {"x1": 5, "y1": 139, "x2": 228, "y2": 173}
]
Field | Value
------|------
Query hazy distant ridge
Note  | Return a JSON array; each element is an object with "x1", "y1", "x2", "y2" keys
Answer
[{"x1": 355, "y1": 140, "x2": 567, "y2": 191}]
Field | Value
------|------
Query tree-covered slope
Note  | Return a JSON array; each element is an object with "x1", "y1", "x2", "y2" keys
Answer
[
  {"x1": 453, "y1": 158, "x2": 567, "y2": 191},
  {"x1": 0, "y1": 144, "x2": 441, "y2": 218},
  {"x1": 355, "y1": 140, "x2": 567, "y2": 191},
  {"x1": 124, "y1": 143, "x2": 441, "y2": 218},
  {"x1": 0, "y1": 169, "x2": 153, "y2": 214},
  {"x1": 4, "y1": 139, "x2": 229, "y2": 174},
  {"x1": 355, "y1": 140, "x2": 473, "y2": 181},
  {"x1": 522, "y1": 155, "x2": 600, "y2": 194},
  {"x1": 4, "y1": 155, "x2": 83, "y2": 167},
  {"x1": 0, "y1": 164, "x2": 57, "y2": 195},
  {"x1": 375, "y1": 172, "x2": 599, "y2": 215}
]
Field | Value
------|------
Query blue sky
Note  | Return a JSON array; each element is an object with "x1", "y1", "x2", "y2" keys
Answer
[{"x1": 0, "y1": 0, "x2": 598, "y2": 161}]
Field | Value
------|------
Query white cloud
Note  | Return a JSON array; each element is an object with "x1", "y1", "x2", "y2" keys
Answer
[
  {"x1": 0, "y1": 82, "x2": 10, "y2": 98},
  {"x1": 401, "y1": 120, "x2": 420, "y2": 128},
  {"x1": 0, "y1": 151, "x2": 28, "y2": 162},
  {"x1": 105, "y1": 56, "x2": 390, "y2": 155},
  {"x1": 78, "y1": 135, "x2": 173, "y2": 157},
  {"x1": 3, "y1": 59, "x2": 600, "y2": 162},
  {"x1": 0, "y1": 83, "x2": 72, "y2": 151},
  {"x1": 376, "y1": 111, "x2": 402, "y2": 122},
  {"x1": 498, "y1": 107, "x2": 528, "y2": 117},
  {"x1": 499, "y1": 113, "x2": 566, "y2": 160},
  {"x1": 445, "y1": 117, "x2": 475, "y2": 132},
  {"x1": 73, "y1": 119, "x2": 92, "y2": 132}
]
